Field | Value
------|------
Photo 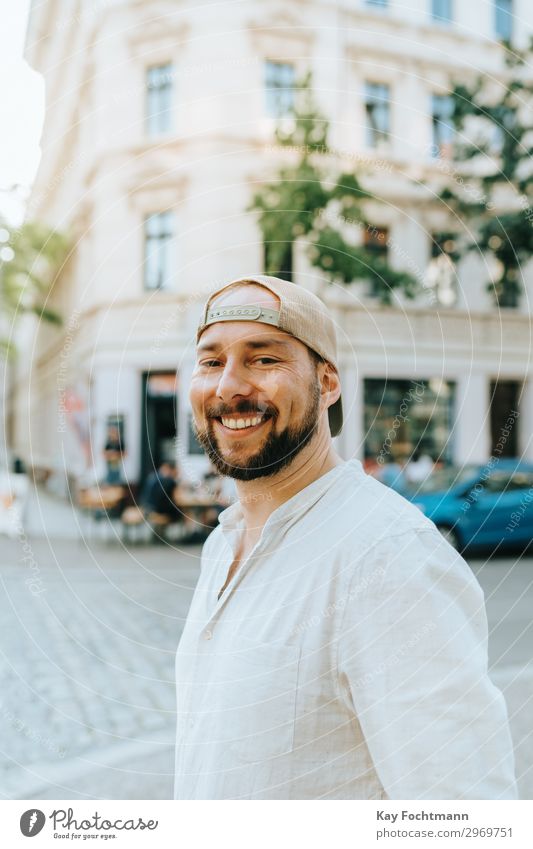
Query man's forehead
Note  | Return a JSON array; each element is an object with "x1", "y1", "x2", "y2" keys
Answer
[
  {"x1": 209, "y1": 282, "x2": 281, "y2": 310},
  {"x1": 197, "y1": 320, "x2": 298, "y2": 352}
]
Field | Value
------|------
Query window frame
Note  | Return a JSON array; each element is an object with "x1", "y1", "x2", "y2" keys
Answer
[
  {"x1": 431, "y1": 93, "x2": 455, "y2": 157},
  {"x1": 145, "y1": 62, "x2": 174, "y2": 136},
  {"x1": 264, "y1": 60, "x2": 296, "y2": 119},
  {"x1": 426, "y1": 231, "x2": 458, "y2": 307},
  {"x1": 143, "y1": 210, "x2": 175, "y2": 291},
  {"x1": 364, "y1": 81, "x2": 391, "y2": 149},
  {"x1": 494, "y1": 0, "x2": 513, "y2": 41},
  {"x1": 431, "y1": 0, "x2": 453, "y2": 23},
  {"x1": 264, "y1": 240, "x2": 294, "y2": 282}
]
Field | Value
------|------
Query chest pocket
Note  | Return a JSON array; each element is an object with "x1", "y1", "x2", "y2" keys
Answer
[{"x1": 196, "y1": 641, "x2": 300, "y2": 763}]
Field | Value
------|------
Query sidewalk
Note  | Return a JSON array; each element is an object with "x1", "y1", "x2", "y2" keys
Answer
[
  {"x1": 23, "y1": 480, "x2": 82, "y2": 540},
  {"x1": 12, "y1": 732, "x2": 174, "y2": 801},
  {"x1": 0, "y1": 532, "x2": 201, "y2": 800}
]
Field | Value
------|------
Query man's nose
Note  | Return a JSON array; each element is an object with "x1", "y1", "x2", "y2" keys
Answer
[{"x1": 215, "y1": 359, "x2": 254, "y2": 403}]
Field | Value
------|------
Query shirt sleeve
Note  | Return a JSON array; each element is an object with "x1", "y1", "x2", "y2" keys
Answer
[{"x1": 337, "y1": 527, "x2": 517, "y2": 799}]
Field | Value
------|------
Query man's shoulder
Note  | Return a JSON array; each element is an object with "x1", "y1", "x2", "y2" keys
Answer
[{"x1": 322, "y1": 461, "x2": 436, "y2": 551}]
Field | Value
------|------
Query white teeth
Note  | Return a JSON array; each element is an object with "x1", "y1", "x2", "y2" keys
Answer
[{"x1": 220, "y1": 415, "x2": 264, "y2": 430}]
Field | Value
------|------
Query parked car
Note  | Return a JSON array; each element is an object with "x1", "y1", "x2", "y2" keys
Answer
[{"x1": 404, "y1": 460, "x2": 533, "y2": 552}]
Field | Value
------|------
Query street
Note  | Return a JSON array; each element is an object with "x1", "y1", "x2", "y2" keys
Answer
[{"x1": 0, "y1": 495, "x2": 531, "y2": 800}]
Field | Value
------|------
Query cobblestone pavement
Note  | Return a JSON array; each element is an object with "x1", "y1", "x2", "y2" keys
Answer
[
  {"x1": 1, "y1": 521, "x2": 532, "y2": 799},
  {"x1": 470, "y1": 555, "x2": 533, "y2": 799},
  {"x1": 0, "y1": 533, "x2": 201, "y2": 800}
]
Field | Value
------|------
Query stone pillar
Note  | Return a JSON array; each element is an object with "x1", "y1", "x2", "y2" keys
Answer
[
  {"x1": 336, "y1": 364, "x2": 363, "y2": 461},
  {"x1": 454, "y1": 373, "x2": 491, "y2": 464},
  {"x1": 91, "y1": 366, "x2": 140, "y2": 483},
  {"x1": 518, "y1": 376, "x2": 533, "y2": 460}
]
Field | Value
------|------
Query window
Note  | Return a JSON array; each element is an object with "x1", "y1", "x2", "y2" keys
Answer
[
  {"x1": 432, "y1": 94, "x2": 454, "y2": 156},
  {"x1": 495, "y1": 0, "x2": 513, "y2": 40},
  {"x1": 431, "y1": 0, "x2": 453, "y2": 22},
  {"x1": 484, "y1": 470, "x2": 533, "y2": 492},
  {"x1": 264, "y1": 240, "x2": 293, "y2": 282},
  {"x1": 364, "y1": 82, "x2": 390, "y2": 148},
  {"x1": 364, "y1": 227, "x2": 389, "y2": 298},
  {"x1": 491, "y1": 106, "x2": 516, "y2": 153},
  {"x1": 144, "y1": 212, "x2": 174, "y2": 290},
  {"x1": 507, "y1": 471, "x2": 533, "y2": 490},
  {"x1": 483, "y1": 472, "x2": 515, "y2": 493},
  {"x1": 363, "y1": 378, "x2": 455, "y2": 464},
  {"x1": 490, "y1": 381, "x2": 520, "y2": 455},
  {"x1": 431, "y1": 232, "x2": 457, "y2": 261},
  {"x1": 364, "y1": 226, "x2": 389, "y2": 260},
  {"x1": 265, "y1": 61, "x2": 295, "y2": 119},
  {"x1": 426, "y1": 232, "x2": 458, "y2": 306},
  {"x1": 146, "y1": 63, "x2": 174, "y2": 136}
]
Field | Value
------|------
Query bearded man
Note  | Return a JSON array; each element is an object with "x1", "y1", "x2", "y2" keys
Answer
[{"x1": 173, "y1": 274, "x2": 516, "y2": 800}]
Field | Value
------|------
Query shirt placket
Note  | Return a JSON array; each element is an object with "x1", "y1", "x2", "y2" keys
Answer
[
  {"x1": 198, "y1": 471, "x2": 341, "y2": 644},
  {"x1": 200, "y1": 526, "x2": 280, "y2": 642}
]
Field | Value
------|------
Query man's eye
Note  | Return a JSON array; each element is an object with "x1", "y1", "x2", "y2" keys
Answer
[
  {"x1": 254, "y1": 357, "x2": 279, "y2": 365},
  {"x1": 200, "y1": 360, "x2": 222, "y2": 368}
]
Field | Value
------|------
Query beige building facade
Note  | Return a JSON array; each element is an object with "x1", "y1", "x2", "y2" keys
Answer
[{"x1": 13, "y1": 0, "x2": 533, "y2": 491}]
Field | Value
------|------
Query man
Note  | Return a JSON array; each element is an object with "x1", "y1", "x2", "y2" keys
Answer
[
  {"x1": 174, "y1": 274, "x2": 516, "y2": 800},
  {"x1": 141, "y1": 462, "x2": 180, "y2": 518}
]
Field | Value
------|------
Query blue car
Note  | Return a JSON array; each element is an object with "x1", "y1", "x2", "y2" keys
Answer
[{"x1": 404, "y1": 460, "x2": 533, "y2": 552}]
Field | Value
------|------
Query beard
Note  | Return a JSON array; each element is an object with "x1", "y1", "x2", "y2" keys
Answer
[{"x1": 193, "y1": 378, "x2": 322, "y2": 481}]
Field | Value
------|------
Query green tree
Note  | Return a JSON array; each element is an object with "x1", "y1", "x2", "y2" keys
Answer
[
  {"x1": 0, "y1": 219, "x2": 68, "y2": 355},
  {"x1": 249, "y1": 77, "x2": 418, "y2": 304},
  {"x1": 442, "y1": 39, "x2": 533, "y2": 307}
]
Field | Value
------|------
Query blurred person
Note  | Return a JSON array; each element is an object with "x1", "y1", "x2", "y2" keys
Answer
[
  {"x1": 202, "y1": 459, "x2": 236, "y2": 505},
  {"x1": 200, "y1": 460, "x2": 236, "y2": 529},
  {"x1": 140, "y1": 461, "x2": 180, "y2": 519},
  {"x1": 103, "y1": 425, "x2": 126, "y2": 485},
  {"x1": 174, "y1": 274, "x2": 516, "y2": 801},
  {"x1": 375, "y1": 455, "x2": 410, "y2": 494},
  {"x1": 406, "y1": 449, "x2": 435, "y2": 485}
]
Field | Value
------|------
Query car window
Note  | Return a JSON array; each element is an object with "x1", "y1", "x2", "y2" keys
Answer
[
  {"x1": 414, "y1": 466, "x2": 477, "y2": 493},
  {"x1": 484, "y1": 473, "x2": 518, "y2": 494},
  {"x1": 507, "y1": 472, "x2": 533, "y2": 490}
]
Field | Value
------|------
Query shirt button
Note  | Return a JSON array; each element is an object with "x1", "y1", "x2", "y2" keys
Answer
[{"x1": 204, "y1": 629, "x2": 212, "y2": 640}]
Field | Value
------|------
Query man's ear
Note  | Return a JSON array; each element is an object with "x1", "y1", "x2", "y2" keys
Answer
[{"x1": 319, "y1": 362, "x2": 341, "y2": 410}]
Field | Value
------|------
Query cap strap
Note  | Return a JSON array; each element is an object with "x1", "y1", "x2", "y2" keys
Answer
[{"x1": 204, "y1": 305, "x2": 280, "y2": 327}]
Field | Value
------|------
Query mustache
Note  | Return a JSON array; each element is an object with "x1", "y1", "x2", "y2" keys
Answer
[{"x1": 206, "y1": 400, "x2": 276, "y2": 418}]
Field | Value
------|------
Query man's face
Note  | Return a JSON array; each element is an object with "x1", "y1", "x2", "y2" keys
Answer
[{"x1": 190, "y1": 285, "x2": 323, "y2": 481}]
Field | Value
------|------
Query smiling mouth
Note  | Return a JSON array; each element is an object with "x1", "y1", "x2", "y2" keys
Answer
[{"x1": 214, "y1": 414, "x2": 271, "y2": 431}]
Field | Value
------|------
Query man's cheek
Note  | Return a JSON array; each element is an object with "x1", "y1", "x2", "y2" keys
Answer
[
  {"x1": 261, "y1": 372, "x2": 282, "y2": 401},
  {"x1": 190, "y1": 378, "x2": 210, "y2": 413}
]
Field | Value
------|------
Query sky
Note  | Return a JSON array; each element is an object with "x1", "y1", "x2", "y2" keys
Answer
[{"x1": 0, "y1": 0, "x2": 45, "y2": 223}]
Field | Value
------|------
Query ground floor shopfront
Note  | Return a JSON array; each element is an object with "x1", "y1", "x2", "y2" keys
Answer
[
  {"x1": 68, "y1": 365, "x2": 533, "y2": 493},
  {"x1": 10, "y1": 299, "x2": 533, "y2": 491}
]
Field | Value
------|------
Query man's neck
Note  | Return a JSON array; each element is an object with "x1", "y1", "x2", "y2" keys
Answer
[{"x1": 233, "y1": 432, "x2": 343, "y2": 535}]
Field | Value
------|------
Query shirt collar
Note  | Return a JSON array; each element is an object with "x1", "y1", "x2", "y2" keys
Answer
[{"x1": 217, "y1": 459, "x2": 363, "y2": 552}]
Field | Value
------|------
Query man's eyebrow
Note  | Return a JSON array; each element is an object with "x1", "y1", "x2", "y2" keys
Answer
[
  {"x1": 196, "y1": 337, "x2": 293, "y2": 354},
  {"x1": 246, "y1": 338, "x2": 292, "y2": 351}
]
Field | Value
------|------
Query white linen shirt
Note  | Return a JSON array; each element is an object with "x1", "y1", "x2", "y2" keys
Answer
[{"x1": 174, "y1": 459, "x2": 517, "y2": 800}]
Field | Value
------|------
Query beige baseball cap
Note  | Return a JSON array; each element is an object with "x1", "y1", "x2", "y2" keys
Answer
[{"x1": 196, "y1": 274, "x2": 343, "y2": 437}]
